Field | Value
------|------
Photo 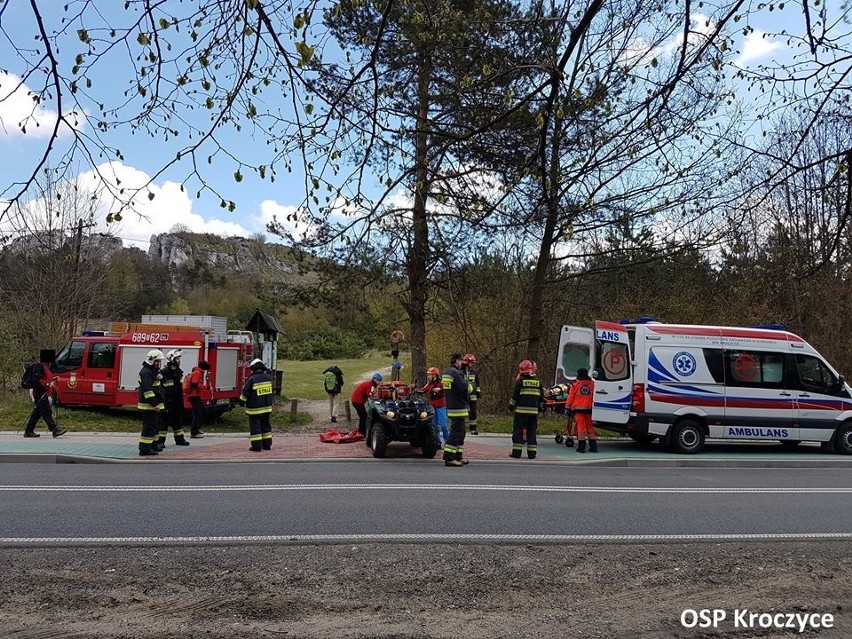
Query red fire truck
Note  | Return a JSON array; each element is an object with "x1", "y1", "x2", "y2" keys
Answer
[{"x1": 48, "y1": 323, "x2": 254, "y2": 415}]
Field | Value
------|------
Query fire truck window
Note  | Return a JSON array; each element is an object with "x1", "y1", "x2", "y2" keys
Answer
[
  {"x1": 88, "y1": 344, "x2": 116, "y2": 369},
  {"x1": 53, "y1": 340, "x2": 85, "y2": 372}
]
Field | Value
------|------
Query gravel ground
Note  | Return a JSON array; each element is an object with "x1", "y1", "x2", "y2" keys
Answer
[{"x1": 1, "y1": 542, "x2": 850, "y2": 638}]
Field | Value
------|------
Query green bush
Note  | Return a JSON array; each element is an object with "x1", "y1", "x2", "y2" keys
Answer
[{"x1": 281, "y1": 325, "x2": 368, "y2": 361}]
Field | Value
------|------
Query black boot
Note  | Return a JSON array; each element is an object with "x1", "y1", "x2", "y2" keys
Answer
[
  {"x1": 589, "y1": 439, "x2": 598, "y2": 453},
  {"x1": 23, "y1": 430, "x2": 40, "y2": 438},
  {"x1": 509, "y1": 450, "x2": 522, "y2": 459},
  {"x1": 174, "y1": 436, "x2": 190, "y2": 446},
  {"x1": 52, "y1": 428, "x2": 67, "y2": 438},
  {"x1": 139, "y1": 444, "x2": 159, "y2": 456},
  {"x1": 576, "y1": 440, "x2": 586, "y2": 453}
]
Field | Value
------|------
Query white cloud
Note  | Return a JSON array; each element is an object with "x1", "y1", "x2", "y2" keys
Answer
[
  {"x1": 736, "y1": 30, "x2": 783, "y2": 65},
  {"x1": 0, "y1": 72, "x2": 84, "y2": 139},
  {"x1": 78, "y1": 162, "x2": 261, "y2": 249}
]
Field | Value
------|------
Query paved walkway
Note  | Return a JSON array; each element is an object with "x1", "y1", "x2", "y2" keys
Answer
[{"x1": 2, "y1": 430, "x2": 851, "y2": 466}]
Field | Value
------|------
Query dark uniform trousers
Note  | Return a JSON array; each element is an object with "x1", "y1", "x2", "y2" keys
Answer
[
  {"x1": 511, "y1": 413, "x2": 539, "y2": 458},
  {"x1": 442, "y1": 415, "x2": 467, "y2": 462},
  {"x1": 25, "y1": 392, "x2": 58, "y2": 433},
  {"x1": 249, "y1": 414, "x2": 273, "y2": 450}
]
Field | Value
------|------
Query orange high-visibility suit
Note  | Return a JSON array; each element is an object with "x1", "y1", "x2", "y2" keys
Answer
[{"x1": 566, "y1": 377, "x2": 595, "y2": 439}]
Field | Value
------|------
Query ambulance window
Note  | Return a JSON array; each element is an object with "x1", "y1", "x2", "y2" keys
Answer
[
  {"x1": 596, "y1": 341, "x2": 630, "y2": 382},
  {"x1": 724, "y1": 351, "x2": 784, "y2": 388},
  {"x1": 702, "y1": 349, "x2": 724, "y2": 383},
  {"x1": 794, "y1": 355, "x2": 839, "y2": 394},
  {"x1": 560, "y1": 343, "x2": 590, "y2": 382},
  {"x1": 88, "y1": 343, "x2": 116, "y2": 369},
  {"x1": 53, "y1": 341, "x2": 85, "y2": 372}
]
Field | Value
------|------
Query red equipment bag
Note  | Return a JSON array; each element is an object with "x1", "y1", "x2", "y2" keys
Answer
[{"x1": 319, "y1": 429, "x2": 365, "y2": 444}]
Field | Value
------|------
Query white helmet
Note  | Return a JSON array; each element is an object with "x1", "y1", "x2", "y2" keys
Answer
[
  {"x1": 249, "y1": 358, "x2": 266, "y2": 371},
  {"x1": 145, "y1": 349, "x2": 165, "y2": 364},
  {"x1": 166, "y1": 349, "x2": 182, "y2": 362}
]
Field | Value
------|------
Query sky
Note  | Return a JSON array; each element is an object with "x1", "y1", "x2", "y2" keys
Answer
[{"x1": 0, "y1": 1, "x2": 837, "y2": 252}]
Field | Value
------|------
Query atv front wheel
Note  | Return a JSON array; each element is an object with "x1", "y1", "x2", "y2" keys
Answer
[{"x1": 371, "y1": 423, "x2": 389, "y2": 458}]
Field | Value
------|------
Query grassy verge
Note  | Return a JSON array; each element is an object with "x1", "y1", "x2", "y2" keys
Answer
[{"x1": 0, "y1": 393, "x2": 311, "y2": 433}]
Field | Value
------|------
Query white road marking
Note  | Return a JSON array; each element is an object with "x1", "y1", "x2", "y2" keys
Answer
[
  {"x1": 1, "y1": 532, "x2": 851, "y2": 545},
  {"x1": 0, "y1": 484, "x2": 850, "y2": 493}
]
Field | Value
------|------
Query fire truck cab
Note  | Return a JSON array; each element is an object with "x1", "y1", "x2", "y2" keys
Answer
[
  {"x1": 556, "y1": 319, "x2": 852, "y2": 455},
  {"x1": 49, "y1": 326, "x2": 253, "y2": 415}
]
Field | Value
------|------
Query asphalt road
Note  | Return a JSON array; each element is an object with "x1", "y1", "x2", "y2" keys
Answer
[{"x1": 2, "y1": 461, "x2": 852, "y2": 544}]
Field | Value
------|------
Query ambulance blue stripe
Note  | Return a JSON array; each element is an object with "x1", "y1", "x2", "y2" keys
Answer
[
  {"x1": 647, "y1": 351, "x2": 677, "y2": 383},
  {"x1": 647, "y1": 382, "x2": 722, "y2": 397},
  {"x1": 595, "y1": 394, "x2": 632, "y2": 410}
]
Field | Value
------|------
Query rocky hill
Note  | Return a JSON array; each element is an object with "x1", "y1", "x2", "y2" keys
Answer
[{"x1": 147, "y1": 232, "x2": 301, "y2": 276}]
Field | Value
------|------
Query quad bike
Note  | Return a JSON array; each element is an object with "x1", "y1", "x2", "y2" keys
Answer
[{"x1": 365, "y1": 382, "x2": 439, "y2": 459}]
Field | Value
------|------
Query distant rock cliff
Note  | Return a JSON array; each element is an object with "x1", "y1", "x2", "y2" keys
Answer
[{"x1": 147, "y1": 232, "x2": 298, "y2": 276}]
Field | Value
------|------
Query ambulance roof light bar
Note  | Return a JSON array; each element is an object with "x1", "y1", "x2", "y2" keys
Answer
[{"x1": 619, "y1": 316, "x2": 657, "y2": 325}]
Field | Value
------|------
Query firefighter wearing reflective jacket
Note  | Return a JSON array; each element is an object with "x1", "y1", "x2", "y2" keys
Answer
[
  {"x1": 509, "y1": 360, "x2": 544, "y2": 459},
  {"x1": 461, "y1": 353, "x2": 480, "y2": 435},
  {"x1": 240, "y1": 358, "x2": 274, "y2": 452},
  {"x1": 159, "y1": 349, "x2": 190, "y2": 447},
  {"x1": 566, "y1": 368, "x2": 597, "y2": 453},
  {"x1": 137, "y1": 349, "x2": 165, "y2": 457},
  {"x1": 442, "y1": 352, "x2": 470, "y2": 467}
]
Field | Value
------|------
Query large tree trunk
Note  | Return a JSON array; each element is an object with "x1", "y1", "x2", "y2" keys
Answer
[{"x1": 406, "y1": 50, "x2": 432, "y2": 385}]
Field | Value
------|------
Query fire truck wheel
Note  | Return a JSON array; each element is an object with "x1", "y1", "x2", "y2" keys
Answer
[
  {"x1": 834, "y1": 423, "x2": 852, "y2": 455},
  {"x1": 670, "y1": 419, "x2": 704, "y2": 455},
  {"x1": 370, "y1": 423, "x2": 389, "y2": 458}
]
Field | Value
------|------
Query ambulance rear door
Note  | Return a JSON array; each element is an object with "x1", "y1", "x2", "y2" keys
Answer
[
  {"x1": 555, "y1": 325, "x2": 594, "y2": 385},
  {"x1": 591, "y1": 320, "x2": 633, "y2": 426}
]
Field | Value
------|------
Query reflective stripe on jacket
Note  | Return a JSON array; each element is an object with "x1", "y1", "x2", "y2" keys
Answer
[
  {"x1": 137, "y1": 364, "x2": 164, "y2": 411},
  {"x1": 442, "y1": 365, "x2": 469, "y2": 419},
  {"x1": 509, "y1": 375, "x2": 543, "y2": 415},
  {"x1": 240, "y1": 371, "x2": 274, "y2": 415},
  {"x1": 567, "y1": 378, "x2": 594, "y2": 412}
]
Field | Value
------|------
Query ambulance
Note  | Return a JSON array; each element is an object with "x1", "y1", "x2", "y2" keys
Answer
[
  {"x1": 47, "y1": 321, "x2": 254, "y2": 415},
  {"x1": 555, "y1": 318, "x2": 852, "y2": 454}
]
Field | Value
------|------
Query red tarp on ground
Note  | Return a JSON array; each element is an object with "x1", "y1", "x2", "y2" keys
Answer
[{"x1": 319, "y1": 429, "x2": 365, "y2": 444}]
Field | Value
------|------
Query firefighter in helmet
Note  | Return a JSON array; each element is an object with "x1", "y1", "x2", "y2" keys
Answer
[
  {"x1": 137, "y1": 349, "x2": 165, "y2": 457},
  {"x1": 158, "y1": 349, "x2": 190, "y2": 447},
  {"x1": 509, "y1": 359, "x2": 544, "y2": 459},
  {"x1": 461, "y1": 353, "x2": 480, "y2": 435},
  {"x1": 566, "y1": 367, "x2": 597, "y2": 453},
  {"x1": 240, "y1": 358, "x2": 275, "y2": 452},
  {"x1": 442, "y1": 352, "x2": 470, "y2": 467}
]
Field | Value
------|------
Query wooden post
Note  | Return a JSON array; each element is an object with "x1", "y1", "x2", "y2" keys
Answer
[
  {"x1": 345, "y1": 400, "x2": 352, "y2": 422},
  {"x1": 290, "y1": 399, "x2": 297, "y2": 422}
]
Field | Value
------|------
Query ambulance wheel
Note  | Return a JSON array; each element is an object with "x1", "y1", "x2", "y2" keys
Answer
[
  {"x1": 670, "y1": 419, "x2": 704, "y2": 454},
  {"x1": 555, "y1": 433, "x2": 564, "y2": 444},
  {"x1": 834, "y1": 423, "x2": 852, "y2": 455},
  {"x1": 779, "y1": 440, "x2": 801, "y2": 447}
]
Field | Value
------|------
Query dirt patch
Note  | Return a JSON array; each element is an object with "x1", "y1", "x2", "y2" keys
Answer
[{"x1": 1, "y1": 542, "x2": 850, "y2": 638}]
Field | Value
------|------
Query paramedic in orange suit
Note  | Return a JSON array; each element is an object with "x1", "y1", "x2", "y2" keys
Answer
[{"x1": 566, "y1": 368, "x2": 597, "y2": 453}]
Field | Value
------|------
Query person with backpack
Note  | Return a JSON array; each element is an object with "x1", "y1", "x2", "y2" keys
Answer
[
  {"x1": 22, "y1": 351, "x2": 66, "y2": 438},
  {"x1": 322, "y1": 365, "x2": 344, "y2": 423},
  {"x1": 186, "y1": 360, "x2": 211, "y2": 438}
]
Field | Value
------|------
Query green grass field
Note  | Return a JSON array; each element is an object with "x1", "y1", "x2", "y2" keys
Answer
[{"x1": 279, "y1": 352, "x2": 410, "y2": 400}]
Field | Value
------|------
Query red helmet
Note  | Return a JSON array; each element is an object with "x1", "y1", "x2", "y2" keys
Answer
[
  {"x1": 427, "y1": 366, "x2": 440, "y2": 377},
  {"x1": 518, "y1": 359, "x2": 535, "y2": 375},
  {"x1": 462, "y1": 353, "x2": 476, "y2": 365}
]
